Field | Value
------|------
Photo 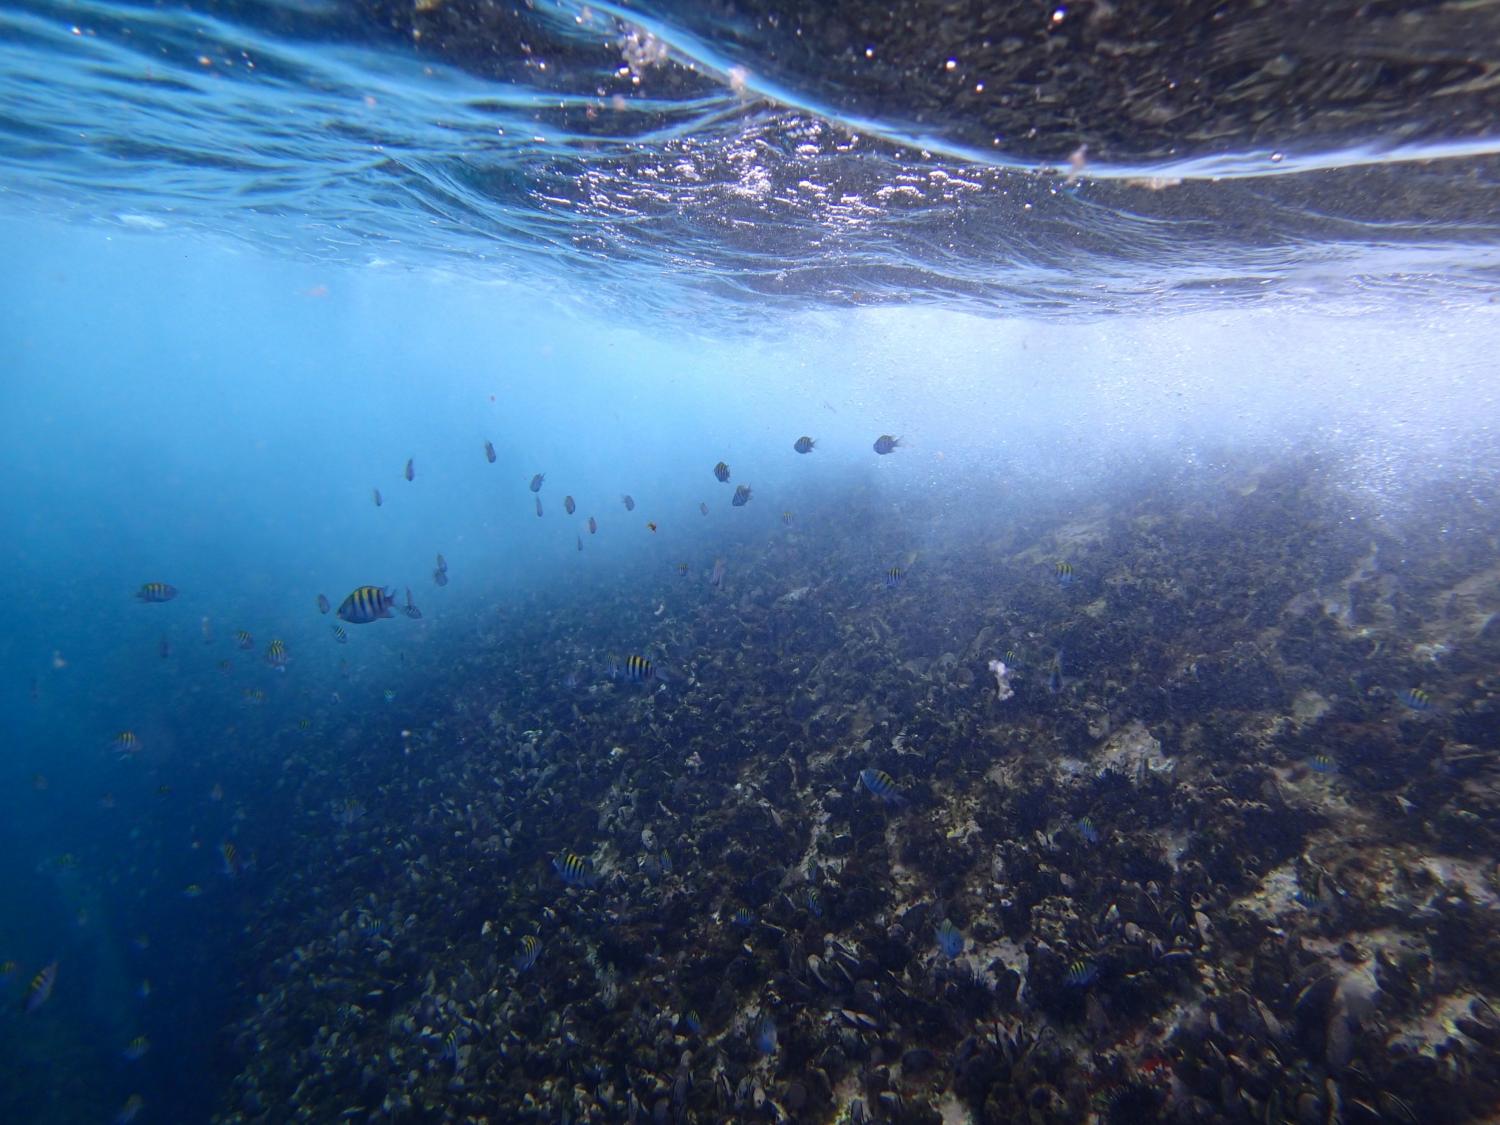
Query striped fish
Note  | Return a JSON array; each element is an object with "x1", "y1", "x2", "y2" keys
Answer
[
  {"x1": 1055, "y1": 561, "x2": 1074, "y2": 586},
  {"x1": 732, "y1": 484, "x2": 751, "y2": 506},
  {"x1": 714, "y1": 461, "x2": 730, "y2": 482},
  {"x1": 1065, "y1": 958, "x2": 1099, "y2": 987},
  {"x1": 264, "y1": 639, "x2": 289, "y2": 669},
  {"x1": 337, "y1": 586, "x2": 396, "y2": 624},
  {"x1": 859, "y1": 768, "x2": 902, "y2": 804},
  {"x1": 135, "y1": 582, "x2": 177, "y2": 603},
  {"x1": 553, "y1": 852, "x2": 595, "y2": 887},
  {"x1": 514, "y1": 935, "x2": 542, "y2": 972},
  {"x1": 235, "y1": 630, "x2": 254, "y2": 649},
  {"x1": 331, "y1": 624, "x2": 348, "y2": 644},
  {"x1": 885, "y1": 566, "x2": 905, "y2": 589},
  {"x1": 111, "y1": 731, "x2": 142, "y2": 756},
  {"x1": 613, "y1": 654, "x2": 655, "y2": 683},
  {"x1": 22, "y1": 961, "x2": 58, "y2": 1013}
]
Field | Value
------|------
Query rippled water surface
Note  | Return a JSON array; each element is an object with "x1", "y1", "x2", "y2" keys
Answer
[{"x1": 4, "y1": 0, "x2": 1500, "y2": 317}]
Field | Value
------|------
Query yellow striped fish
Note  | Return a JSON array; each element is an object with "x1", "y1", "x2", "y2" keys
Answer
[
  {"x1": 135, "y1": 582, "x2": 177, "y2": 603},
  {"x1": 337, "y1": 585, "x2": 396, "y2": 624},
  {"x1": 611, "y1": 654, "x2": 655, "y2": 683},
  {"x1": 111, "y1": 731, "x2": 142, "y2": 756},
  {"x1": 264, "y1": 639, "x2": 289, "y2": 669}
]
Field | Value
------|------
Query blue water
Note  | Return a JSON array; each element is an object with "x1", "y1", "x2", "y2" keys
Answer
[{"x1": 4, "y1": 2, "x2": 1500, "y2": 1122}]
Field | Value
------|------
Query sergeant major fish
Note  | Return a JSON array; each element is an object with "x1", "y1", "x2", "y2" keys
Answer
[
  {"x1": 403, "y1": 588, "x2": 422, "y2": 619},
  {"x1": 337, "y1": 586, "x2": 397, "y2": 624},
  {"x1": 564, "y1": 495, "x2": 576, "y2": 515},
  {"x1": 732, "y1": 484, "x2": 752, "y2": 507},
  {"x1": 484, "y1": 440, "x2": 496, "y2": 463},
  {"x1": 714, "y1": 461, "x2": 730, "y2": 482},
  {"x1": 622, "y1": 494, "x2": 635, "y2": 511},
  {"x1": 873, "y1": 434, "x2": 902, "y2": 455},
  {"x1": 794, "y1": 436, "x2": 816, "y2": 453},
  {"x1": 135, "y1": 583, "x2": 177, "y2": 603},
  {"x1": 529, "y1": 473, "x2": 545, "y2": 492}
]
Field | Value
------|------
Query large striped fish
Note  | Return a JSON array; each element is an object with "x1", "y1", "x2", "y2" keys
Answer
[{"x1": 336, "y1": 586, "x2": 397, "y2": 624}]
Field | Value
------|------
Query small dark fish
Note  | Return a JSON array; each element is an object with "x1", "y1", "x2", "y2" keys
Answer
[
  {"x1": 265, "y1": 638, "x2": 289, "y2": 669},
  {"x1": 936, "y1": 918, "x2": 964, "y2": 959},
  {"x1": 433, "y1": 569, "x2": 448, "y2": 587},
  {"x1": 677, "y1": 562, "x2": 690, "y2": 578},
  {"x1": 1055, "y1": 561, "x2": 1074, "y2": 586},
  {"x1": 577, "y1": 535, "x2": 583, "y2": 552},
  {"x1": 859, "y1": 767, "x2": 901, "y2": 803},
  {"x1": 564, "y1": 495, "x2": 576, "y2": 515},
  {"x1": 646, "y1": 520, "x2": 658, "y2": 532},
  {"x1": 337, "y1": 585, "x2": 397, "y2": 624},
  {"x1": 753, "y1": 1014, "x2": 777, "y2": 1054},
  {"x1": 1400, "y1": 688, "x2": 1432, "y2": 711},
  {"x1": 1076, "y1": 816, "x2": 1099, "y2": 844},
  {"x1": 514, "y1": 935, "x2": 541, "y2": 973},
  {"x1": 158, "y1": 637, "x2": 171, "y2": 659},
  {"x1": 805, "y1": 887, "x2": 822, "y2": 917},
  {"x1": 135, "y1": 583, "x2": 177, "y2": 603},
  {"x1": 873, "y1": 434, "x2": 901, "y2": 455},
  {"x1": 714, "y1": 461, "x2": 730, "y2": 482},
  {"x1": 122, "y1": 1034, "x2": 149, "y2": 1061},
  {"x1": 622, "y1": 494, "x2": 635, "y2": 511},
  {"x1": 484, "y1": 440, "x2": 496, "y2": 463},
  {"x1": 1047, "y1": 649, "x2": 1066, "y2": 694},
  {"x1": 732, "y1": 484, "x2": 751, "y2": 507},
  {"x1": 613, "y1": 654, "x2": 655, "y2": 683},
  {"x1": 242, "y1": 688, "x2": 265, "y2": 705},
  {"x1": 219, "y1": 841, "x2": 238, "y2": 877},
  {"x1": 435, "y1": 553, "x2": 447, "y2": 572},
  {"x1": 794, "y1": 436, "x2": 816, "y2": 454},
  {"x1": 588, "y1": 516, "x2": 598, "y2": 534},
  {"x1": 372, "y1": 488, "x2": 382, "y2": 507},
  {"x1": 885, "y1": 566, "x2": 905, "y2": 589},
  {"x1": 23, "y1": 961, "x2": 58, "y2": 1013},
  {"x1": 1065, "y1": 958, "x2": 1099, "y2": 987},
  {"x1": 111, "y1": 731, "x2": 142, "y2": 757},
  {"x1": 529, "y1": 473, "x2": 545, "y2": 492},
  {"x1": 710, "y1": 558, "x2": 726, "y2": 588},
  {"x1": 235, "y1": 630, "x2": 253, "y2": 649},
  {"x1": 404, "y1": 458, "x2": 414, "y2": 482},
  {"x1": 553, "y1": 852, "x2": 595, "y2": 887},
  {"x1": 403, "y1": 588, "x2": 422, "y2": 619},
  {"x1": 730, "y1": 906, "x2": 755, "y2": 927},
  {"x1": 316, "y1": 594, "x2": 330, "y2": 614},
  {"x1": 683, "y1": 1010, "x2": 702, "y2": 1035},
  {"x1": 1308, "y1": 753, "x2": 1337, "y2": 774},
  {"x1": 700, "y1": 502, "x2": 708, "y2": 515},
  {"x1": 114, "y1": 1095, "x2": 145, "y2": 1125}
]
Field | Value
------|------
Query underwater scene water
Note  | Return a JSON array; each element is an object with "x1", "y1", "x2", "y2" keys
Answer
[{"x1": 4, "y1": 2, "x2": 1500, "y2": 1123}]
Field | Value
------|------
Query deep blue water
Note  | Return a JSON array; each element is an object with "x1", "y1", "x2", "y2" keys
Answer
[{"x1": 4, "y1": 3, "x2": 1500, "y2": 1123}]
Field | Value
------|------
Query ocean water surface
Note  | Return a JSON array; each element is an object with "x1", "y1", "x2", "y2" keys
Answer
[{"x1": 3, "y1": 2, "x2": 1500, "y2": 1123}]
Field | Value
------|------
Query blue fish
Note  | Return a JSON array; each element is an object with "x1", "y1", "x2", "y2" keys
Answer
[
  {"x1": 714, "y1": 461, "x2": 730, "y2": 482},
  {"x1": 1076, "y1": 816, "x2": 1099, "y2": 844},
  {"x1": 611, "y1": 654, "x2": 656, "y2": 683},
  {"x1": 553, "y1": 852, "x2": 595, "y2": 887},
  {"x1": 1399, "y1": 688, "x2": 1432, "y2": 711},
  {"x1": 794, "y1": 436, "x2": 816, "y2": 454},
  {"x1": 935, "y1": 918, "x2": 963, "y2": 959},
  {"x1": 873, "y1": 434, "x2": 901, "y2": 455},
  {"x1": 515, "y1": 935, "x2": 541, "y2": 972},
  {"x1": 859, "y1": 767, "x2": 902, "y2": 804},
  {"x1": 122, "y1": 1035, "x2": 150, "y2": 1061},
  {"x1": 753, "y1": 1014, "x2": 777, "y2": 1054},
  {"x1": 337, "y1": 585, "x2": 396, "y2": 624},
  {"x1": 885, "y1": 566, "x2": 905, "y2": 589},
  {"x1": 1308, "y1": 753, "x2": 1337, "y2": 774},
  {"x1": 805, "y1": 887, "x2": 823, "y2": 917},
  {"x1": 1055, "y1": 561, "x2": 1074, "y2": 586},
  {"x1": 683, "y1": 1010, "x2": 702, "y2": 1035},
  {"x1": 135, "y1": 582, "x2": 177, "y2": 603},
  {"x1": 730, "y1": 906, "x2": 755, "y2": 928},
  {"x1": 1065, "y1": 958, "x2": 1099, "y2": 987},
  {"x1": 732, "y1": 484, "x2": 752, "y2": 507},
  {"x1": 529, "y1": 473, "x2": 545, "y2": 492},
  {"x1": 22, "y1": 961, "x2": 57, "y2": 1013}
]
